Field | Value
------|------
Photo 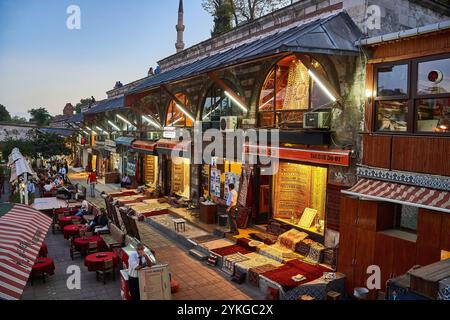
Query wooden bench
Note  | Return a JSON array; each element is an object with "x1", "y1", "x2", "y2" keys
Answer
[{"x1": 101, "y1": 223, "x2": 125, "y2": 249}]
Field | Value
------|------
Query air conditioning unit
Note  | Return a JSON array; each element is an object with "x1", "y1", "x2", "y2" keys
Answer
[
  {"x1": 220, "y1": 116, "x2": 238, "y2": 132},
  {"x1": 303, "y1": 112, "x2": 331, "y2": 129}
]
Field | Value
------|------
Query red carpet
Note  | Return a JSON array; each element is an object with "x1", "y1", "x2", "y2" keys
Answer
[{"x1": 211, "y1": 244, "x2": 251, "y2": 257}]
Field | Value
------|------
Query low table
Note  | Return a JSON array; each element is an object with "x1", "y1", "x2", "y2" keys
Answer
[
  {"x1": 74, "y1": 235, "x2": 106, "y2": 255},
  {"x1": 58, "y1": 215, "x2": 81, "y2": 228},
  {"x1": 173, "y1": 218, "x2": 186, "y2": 232}
]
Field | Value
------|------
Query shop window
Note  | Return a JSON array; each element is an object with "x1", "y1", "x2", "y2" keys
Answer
[
  {"x1": 399, "y1": 205, "x2": 418, "y2": 231},
  {"x1": 377, "y1": 64, "x2": 409, "y2": 96},
  {"x1": 416, "y1": 98, "x2": 450, "y2": 133},
  {"x1": 372, "y1": 55, "x2": 450, "y2": 134},
  {"x1": 258, "y1": 55, "x2": 334, "y2": 128},
  {"x1": 271, "y1": 162, "x2": 327, "y2": 235},
  {"x1": 376, "y1": 100, "x2": 409, "y2": 132},
  {"x1": 418, "y1": 57, "x2": 450, "y2": 95},
  {"x1": 206, "y1": 158, "x2": 242, "y2": 200},
  {"x1": 202, "y1": 81, "x2": 244, "y2": 124},
  {"x1": 166, "y1": 93, "x2": 193, "y2": 127}
]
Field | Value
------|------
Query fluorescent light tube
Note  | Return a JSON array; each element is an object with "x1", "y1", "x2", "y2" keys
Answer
[
  {"x1": 224, "y1": 91, "x2": 248, "y2": 113},
  {"x1": 308, "y1": 69, "x2": 337, "y2": 102}
]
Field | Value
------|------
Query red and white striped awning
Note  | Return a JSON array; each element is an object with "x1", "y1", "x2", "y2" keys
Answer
[
  {"x1": 0, "y1": 204, "x2": 52, "y2": 300},
  {"x1": 342, "y1": 178, "x2": 450, "y2": 213}
]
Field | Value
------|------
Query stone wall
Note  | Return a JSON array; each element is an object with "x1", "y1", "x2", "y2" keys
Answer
[{"x1": 158, "y1": 0, "x2": 449, "y2": 73}]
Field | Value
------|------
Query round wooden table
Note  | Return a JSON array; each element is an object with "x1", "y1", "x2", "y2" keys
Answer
[{"x1": 84, "y1": 252, "x2": 119, "y2": 272}]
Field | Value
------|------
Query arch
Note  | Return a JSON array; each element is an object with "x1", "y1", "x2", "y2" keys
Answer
[
  {"x1": 165, "y1": 92, "x2": 194, "y2": 127},
  {"x1": 200, "y1": 77, "x2": 246, "y2": 125},
  {"x1": 257, "y1": 54, "x2": 337, "y2": 128}
]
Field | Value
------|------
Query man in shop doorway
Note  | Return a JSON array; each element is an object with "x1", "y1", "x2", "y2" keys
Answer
[
  {"x1": 128, "y1": 243, "x2": 153, "y2": 300},
  {"x1": 87, "y1": 170, "x2": 97, "y2": 198},
  {"x1": 226, "y1": 183, "x2": 239, "y2": 235}
]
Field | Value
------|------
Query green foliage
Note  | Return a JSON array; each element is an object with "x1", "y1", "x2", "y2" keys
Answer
[
  {"x1": 9, "y1": 191, "x2": 34, "y2": 205},
  {"x1": 1, "y1": 132, "x2": 70, "y2": 159},
  {"x1": 75, "y1": 98, "x2": 94, "y2": 114},
  {"x1": 9, "y1": 116, "x2": 28, "y2": 124},
  {"x1": 0, "y1": 104, "x2": 11, "y2": 122},
  {"x1": 1, "y1": 138, "x2": 34, "y2": 160},
  {"x1": 211, "y1": 1, "x2": 233, "y2": 36},
  {"x1": 33, "y1": 131, "x2": 71, "y2": 158},
  {"x1": 28, "y1": 107, "x2": 53, "y2": 126}
]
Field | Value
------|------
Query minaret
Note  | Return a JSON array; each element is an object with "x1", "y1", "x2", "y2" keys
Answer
[{"x1": 175, "y1": 0, "x2": 185, "y2": 53}]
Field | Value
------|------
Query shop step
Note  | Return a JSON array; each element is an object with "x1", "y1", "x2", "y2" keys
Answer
[{"x1": 188, "y1": 249, "x2": 208, "y2": 261}]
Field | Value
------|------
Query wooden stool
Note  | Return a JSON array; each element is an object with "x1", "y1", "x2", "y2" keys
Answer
[
  {"x1": 327, "y1": 291, "x2": 341, "y2": 300},
  {"x1": 173, "y1": 218, "x2": 186, "y2": 232}
]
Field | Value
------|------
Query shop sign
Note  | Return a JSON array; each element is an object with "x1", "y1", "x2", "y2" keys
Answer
[
  {"x1": 244, "y1": 145, "x2": 350, "y2": 167},
  {"x1": 163, "y1": 127, "x2": 176, "y2": 139},
  {"x1": 87, "y1": 148, "x2": 92, "y2": 154},
  {"x1": 105, "y1": 139, "x2": 117, "y2": 152}
]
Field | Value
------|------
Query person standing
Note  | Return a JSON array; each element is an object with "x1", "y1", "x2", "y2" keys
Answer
[
  {"x1": 127, "y1": 243, "x2": 153, "y2": 300},
  {"x1": 226, "y1": 183, "x2": 239, "y2": 235},
  {"x1": 87, "y1": 170, "x2": 97, "y2": 198}
]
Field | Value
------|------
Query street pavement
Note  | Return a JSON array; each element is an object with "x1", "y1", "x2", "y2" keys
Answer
[{"x1": 23, "y1": 170, "x2": 263, "y2": 300}]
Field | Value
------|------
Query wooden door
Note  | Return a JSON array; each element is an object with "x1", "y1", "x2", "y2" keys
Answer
[
  {"x1": 340, "y1": 196, "x2": 359, "y2": 227},
  {"x1": 416, "y1": 209, "x2": 442, "y2": 265},
  {"x1": 353, "y1": 229, "x2": 376, "y2": 289},
  {"x1": 441, "y1": 213, "x2": 450, "y2": 252},
  {"x1": 357, "y1": 200, "x2": 378, "y2": 231},
  {"x1": 374, "y1": 233, "x2": 394, "y2": 292},
  {"x1": 392, "y1": 237, "x2": 416, "y2": 277},
  {"x1": 337, "y1": 224, "x2": 357, "y2": 293}
]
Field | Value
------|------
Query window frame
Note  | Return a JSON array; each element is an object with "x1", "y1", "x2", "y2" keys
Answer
[
  {"x1": 257, "y1": 54, "x2": 328, "y2": 129},
  {"x1": 373, "y1": 53, "x2": 450, "y2": 135},
  {"x1": 165, "y1": 93, "x2": 193, "y2": 128}
]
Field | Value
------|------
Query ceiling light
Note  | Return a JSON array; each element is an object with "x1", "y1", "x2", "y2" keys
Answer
[
  {"x1": 224, "y1": 91, "x2": 248, "y2": 113},
  {"x1": 116, "y1": 114, "x2": 134, "y2": 127},
  {"x1": 175, "y1": 103, "x2": 195, "y2": 122},
  {"x1": 308, "y1": 69, "x2": 337, "y2": 102},
  {"x1": 142, "y1": 115, "x2": 162, "y2": 129},
  {"x1": 108, "y1": 120, "x2": 121, "y2": 131}
]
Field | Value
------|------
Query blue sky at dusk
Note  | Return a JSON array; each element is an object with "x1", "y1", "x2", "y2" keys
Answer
[{"x1": 0, "y1": 0, "x2": 212, "y2": 118}]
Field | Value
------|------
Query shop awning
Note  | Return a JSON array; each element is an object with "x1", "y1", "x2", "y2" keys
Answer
[
  {"x1": 85, "y1": 95, "x2": 124, "y2": 115},
  {"x1": 156, "y1": 139, "x2": 191, "y2": 157},
  {"x1": 38, "y1": 127, "x2": 75, "y2": 137},
  {"x1": 0, "y1": 203, "x2": 52, "y2": 300},
  {"x1": 131, "y1": 140, "x2": 157, "y2": 154},
  {"x1": 115, "y1": 136, "x2": 136, "y2": 147},
  {"x1": 342, "y1": 178, "x2": 450, "y2": 213},
  {"x1": 128, "y1": 12, "x2": 361, "y2": 96},
  {"x1": 244, "y1": 144, "x2": 350, "y2": 167}
]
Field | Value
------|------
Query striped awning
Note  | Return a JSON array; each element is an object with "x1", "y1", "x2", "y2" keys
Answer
[
  {"x1": 342, "y1": 178, "x2": 450, "y2": 213},
  {"x1": 0, "y1": 204, "x2": 52, "y2": 300}
]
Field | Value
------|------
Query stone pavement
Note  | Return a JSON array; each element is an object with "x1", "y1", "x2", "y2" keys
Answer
[
  {"x1": 22, "y1": 229, "x2": 121, "y2": 300},
  {"x1": 66, "y1": 169, "x2": 264, "y2": 300}
]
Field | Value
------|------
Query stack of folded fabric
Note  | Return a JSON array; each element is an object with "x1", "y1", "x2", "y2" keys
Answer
[
  {"x1": 304, "y1": 242, "x2": 326, "y2": 264},
  {"x1": 277, "y1": 229, "x2": 309, "y2": 251},
  {"x1": 235, "y1": 252, "x2": 282, "y2": 273},
  {"x1": 249, "y1": 232, "x2": 278, "y2": 245},
  {"x1": 248, "y1": 264, "x2": 278, "y2": 287},
  {"x1": 295, "y1": 239, "x2": 315, "y2": 256},
  {"x1": 222, "y1": 252, "x2": 250, "y2": 275}
]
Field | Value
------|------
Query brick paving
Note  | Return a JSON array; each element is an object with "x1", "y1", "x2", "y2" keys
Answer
[{"x1": 23, "y1": 170, "x2": 264, "y2": 300}]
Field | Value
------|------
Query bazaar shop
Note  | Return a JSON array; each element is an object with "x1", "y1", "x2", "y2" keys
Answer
[
  {"x1": 245, "y1": 145, "x2": 350, "y2": 242},
  {"x1": 200, "y1": 78, "x2": 247, "y2": 200},
  {"x1": 103, "y1": 139, "x2": 121, "y2": 183},
  {"x1": 156, "y1": 138, "x2": 191, "y2": 199},
  {"x1": 114, "y1": 136, "x2": 137, "y2": 181},
  {"x1": 130, "y1": 140, "x2": 159, "y2": 188}
]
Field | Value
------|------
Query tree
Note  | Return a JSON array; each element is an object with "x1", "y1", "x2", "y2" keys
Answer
[
  {"x1": 202, "y1": 0, "x2": 294, "y2": 26},
  {"x1": 32, "y1": 131, "x2": 71, "y2": 158},
  {"x1": 0, "y1": 104, "x2": 11, "y2": 122},
  {"x1": 1, "y1": 132, "x2": 71, "y2": 160},
  {"x1": 1, "y1": 138, "x2": 34, "y2": 160},
  {"x1": 28, "y1": 107, "x2": 52, "y2": 126},
  {"x1": 209, "y1": 0, "x2": 234, "y2": 36},
  {"x1": 10, "y1": 116, "x2": 28, "y2": 124},
  {"x1": 75, "y1": 97, "x2": 94, "y2": 114}
]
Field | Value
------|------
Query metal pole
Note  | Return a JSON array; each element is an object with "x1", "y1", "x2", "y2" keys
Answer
[{"x1": 24, "y1": 172, "x2": 28, "y2": 205}]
